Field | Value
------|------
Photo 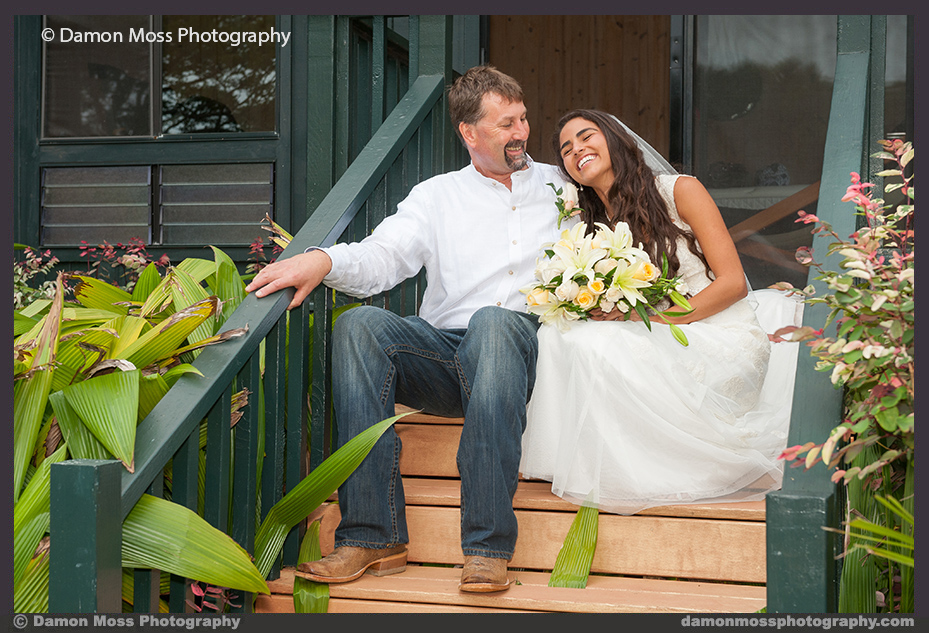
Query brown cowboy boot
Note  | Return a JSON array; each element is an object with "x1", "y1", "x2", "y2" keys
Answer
[
  {"x1": 458, "y1": 555, "x2": 510, "y2": 593},
  {"x1": 295, "y1": 545, "x2": 407, "y2": 583}
]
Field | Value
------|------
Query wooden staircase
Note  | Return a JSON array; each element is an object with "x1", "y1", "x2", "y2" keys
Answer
[{"x1": 255, "y1": 406, "x2": 768, "y2": 613}]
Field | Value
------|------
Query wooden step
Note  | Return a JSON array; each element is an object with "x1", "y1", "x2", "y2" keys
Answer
[
  {"x1": 258, "y1": 565, "x2": 766, "y2": 614},
  {"x1": 257, "y1": 406, "x2": 770, "y2": 613},
  {"x1": 398, "y1": 476, "x2": 766, "y2": 521},
  {"x1": 310, "y1": 500, "x2": 765, "y2": 583}
]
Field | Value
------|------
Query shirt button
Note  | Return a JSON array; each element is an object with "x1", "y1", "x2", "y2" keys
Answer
[
  {"x1": 496, "y1": 302, "x2": 502, "y2": 306},
  {"x1": 512, "y1": 206, "x2": 517, "y2": 210},
  {"x1": 512, "y1": 240, "x2": 517, "y2": 245},
  {"x1": 508, "y1": 270, "x2": 514, "y2": 275}
]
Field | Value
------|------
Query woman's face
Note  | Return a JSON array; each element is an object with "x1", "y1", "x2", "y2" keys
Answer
[{"x1": 558, "y1": 117, "x2": 614, "y2": 197}]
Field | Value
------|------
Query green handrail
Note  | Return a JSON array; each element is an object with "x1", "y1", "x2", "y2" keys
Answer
[
  {"x1": 765, "y1": 15, "x2": 886, "y2": 613},
  {"x1": 48, "y1": 70, "x2": 451, "y2": 615}
]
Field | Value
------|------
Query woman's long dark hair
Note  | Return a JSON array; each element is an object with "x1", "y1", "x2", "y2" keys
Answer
[{"x1": 551, "y1": 109, "x2": 708, "y2": 278}]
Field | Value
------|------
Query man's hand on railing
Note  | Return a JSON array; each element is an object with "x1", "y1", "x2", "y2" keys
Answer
[{"x1": 245, "y1": 249, "x2": 333, "y2": 309}]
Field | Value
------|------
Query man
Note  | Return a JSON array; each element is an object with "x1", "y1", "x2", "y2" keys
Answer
[{"x1": 246, "y1": 65, "x2": 565, "y2": 593}]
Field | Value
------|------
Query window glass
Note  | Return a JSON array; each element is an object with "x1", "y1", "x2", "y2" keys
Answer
[
  {"x1": 159, "y1": 163, "x2": 273, "y2": 245},
  {"x1": 161, "y1": 15, "x2": 277, "y2": 134},
  {"x1": 694, "y1": 15, "x2": 838, "y2": 290},
  {"x1": 43, "y1": 15, "x2": 152, "y2": 137},
  {"x1": 41, "y1": 166, "x2": 151, "y2": 245}
]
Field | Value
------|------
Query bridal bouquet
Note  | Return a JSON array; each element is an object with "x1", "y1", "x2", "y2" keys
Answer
[{"x1": 522, "y1": 221, "x2": 693, "y2": 346}]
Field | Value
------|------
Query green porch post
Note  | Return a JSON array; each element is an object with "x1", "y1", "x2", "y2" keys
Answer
[
  {"x1": 48, "y1": 460, "x2": 123, "y2": 613},
  {"x1": 415, "y1": 15, "x2": 458, "y2": 172},
  {"x1": 765, "y1": 15, "x2": 878, "y2": 613}
]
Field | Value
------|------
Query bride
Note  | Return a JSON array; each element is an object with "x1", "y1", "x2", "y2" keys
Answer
[{"x1": 519, "y1": 109, "x2": 798, "y2": 514}]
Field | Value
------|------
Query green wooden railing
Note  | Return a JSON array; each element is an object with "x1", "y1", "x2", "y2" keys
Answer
[
  {"x1": 765, "y1": 15, "x2": 888, "y2": 613},
  {"x1": 47, "y1": 15, "x2": 461, "y2": 614}
]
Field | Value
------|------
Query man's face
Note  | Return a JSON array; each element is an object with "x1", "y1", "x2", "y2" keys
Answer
[{"x1": 460, "y1": 93, "x2": 530, "y2": 182}]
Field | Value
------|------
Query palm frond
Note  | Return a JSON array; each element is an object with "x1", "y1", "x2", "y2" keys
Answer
[
  {"x1": 122, "y1": 494, "x2": 269, "y2": 594},
  {"x1": 549, "y1": 503, "x2": 599, "y2": 588},
  {"x1": 293, "y1": 520, "x2": 329, "y2": 613},
  {"x1": 253, "y1": 412, "x2": 409, "y2": 578},
  {"x1": 61, "y1": 369, "x2": 140, "y2": 472}
]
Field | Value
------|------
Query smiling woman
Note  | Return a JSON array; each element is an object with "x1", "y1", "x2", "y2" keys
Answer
[{"x1": 519, "y1": 108, "x2": 800, "y2": 516}]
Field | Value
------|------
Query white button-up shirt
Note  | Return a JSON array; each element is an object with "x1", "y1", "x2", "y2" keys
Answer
[{"x1": 322, "y1": 160, "x2": 567, "y2": 329}]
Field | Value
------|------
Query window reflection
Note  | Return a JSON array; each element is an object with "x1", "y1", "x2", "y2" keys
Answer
[
  {"x1": 43, "y1": 15, "x2": 152, "y2": 137},
  {"x1": 161, "y1": 15, "x2": 277, "y2": 134},
  {"x1": 694, "y1": 15, "x2": 838, "y2": 290}
]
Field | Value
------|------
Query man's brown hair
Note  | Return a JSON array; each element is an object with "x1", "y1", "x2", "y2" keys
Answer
[{"x1": 448, "y1": 65, "x2": 524, "y2": 142}]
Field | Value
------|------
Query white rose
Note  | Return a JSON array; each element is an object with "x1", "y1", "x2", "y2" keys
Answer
[
  {"x1": 562, "y1": 182, "x2": 579, "y2": 206},
  {"x1": 555, "y1": 279, "x2": 579, "y2": 302},
  {"x1": 526, "y1": 287, "x2": 552, "y2": 307},
  {"x1": 574, "y1": 286, "x2": 598, "y2": 311},
  {"x1": 594, "y1": 258, "x2": 619, "y2": 275}
]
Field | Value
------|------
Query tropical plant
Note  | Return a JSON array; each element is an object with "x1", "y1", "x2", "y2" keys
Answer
[
  {"x1": 13, "y1": 248, "x2": 260, "y2": 612},
  {"x1": 14, "y1": 233, "x2": 404, "y2": 613},
  {"x1": 772, "y1": 139, "x2": 914, "y2": 613}
]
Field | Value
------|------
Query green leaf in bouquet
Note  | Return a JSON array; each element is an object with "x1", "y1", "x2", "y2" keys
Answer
[
  {"x1": 669, "y1": 290, "x2": 693, "y2": 311},
  {"x1": 669, "y1": 323, "x2": 690, "y2": 347},
  {"x1": 549, "y1": 502, "x2": 598, "y2": 588},
  {"x1": 633, "y1": 303, "x2": 652, "y2": 330}
]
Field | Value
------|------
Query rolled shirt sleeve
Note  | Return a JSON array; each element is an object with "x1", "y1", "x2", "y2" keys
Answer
[{"x1": 320, "y1": 160, "x2": 568, "y2": 330}]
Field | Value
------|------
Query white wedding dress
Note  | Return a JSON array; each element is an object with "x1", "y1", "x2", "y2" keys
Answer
[{"x1": 519, "y1": 174, "x2": 803, "y2": 514}]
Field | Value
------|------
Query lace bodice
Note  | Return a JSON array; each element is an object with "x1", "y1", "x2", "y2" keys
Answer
[{"x1": 654, "y1": 174, "x2": 714, "y2": 298}]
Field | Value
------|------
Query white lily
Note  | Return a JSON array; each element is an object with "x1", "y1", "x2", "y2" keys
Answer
[
  {"x1": 606, "y1": 259, "x2": 651, "y2": 307},
  {"x1": 593, "y1": 222, "x2": 649, "y2": 263},
  {"x1": 551, "y1": 226, "x2": 607, "y2": 288}
]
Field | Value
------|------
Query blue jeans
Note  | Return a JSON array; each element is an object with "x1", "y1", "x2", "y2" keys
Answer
[{"x1": 331, "y1": 305, "x2": 540, "y2": 560}]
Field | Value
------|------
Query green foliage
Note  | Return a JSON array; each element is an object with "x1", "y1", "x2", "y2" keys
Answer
[
  {"x1": 13, "y1": 245, "x2": 59, "y2": 310},
  {"x1": 12, "y1": 247, "x2": 255, "y2": 610},
  {"x1": 774, "y1": 140, "x2": 915, "y2": 613},
  {"x1": 776, "y1": 140, "x2": 914, "y2": 479},
  {"x1": 293, "y1": 520, "x2": 330, "y2": 613},
  {"x1": 549, "y1": 503, "x2": 598, "y2": 588}
]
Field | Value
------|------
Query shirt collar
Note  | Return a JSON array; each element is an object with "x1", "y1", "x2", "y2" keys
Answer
[{"x1": 467, "y1": 155, "x2": 535, "y2": 187}]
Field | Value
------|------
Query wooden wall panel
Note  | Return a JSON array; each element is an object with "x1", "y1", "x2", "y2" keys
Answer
[{"x1": 487, "y1": 15, "x2": 670, "y2": 165}]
